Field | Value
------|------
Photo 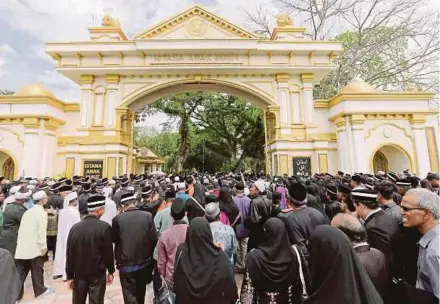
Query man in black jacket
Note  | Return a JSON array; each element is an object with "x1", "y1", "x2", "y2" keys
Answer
[
  {"x1": 352, "y1": 188, "x2": 400, "y2": 274},
  {"x1": 113, "y1": 177, "x2": 130, "y2": 209},
  {"x1": 112, "y1": 192, "x2": 158, "y2": 304},
  {"x1": 77, "y1": 183, "x2": 91, "y2": 218},
  {"x1": 66, "y1": 195, "x2": 114, "y2": 304},
  {"x1": 324, "y1": 183, "x2": 342, "y2": 221}
]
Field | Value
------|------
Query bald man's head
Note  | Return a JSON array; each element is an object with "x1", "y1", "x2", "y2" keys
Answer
[{"x1": 331, "y1": 213, "x2": 367, "y2": 244}]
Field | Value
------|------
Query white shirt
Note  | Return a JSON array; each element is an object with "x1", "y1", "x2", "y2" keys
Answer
[
  {"x1": 101, "y1": 198, "x2": 117, "y2": 226},
  {"x1": 15, "y1": 205, "x2": 47, "y2": 260}
]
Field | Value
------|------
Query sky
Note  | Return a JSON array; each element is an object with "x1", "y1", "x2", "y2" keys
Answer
[
  {"x1": 0, "y1": 0, "x2": 275, "y2": 127},
  {"x1": 0, "y1": 0, "x2": 437, "y2": 128}
]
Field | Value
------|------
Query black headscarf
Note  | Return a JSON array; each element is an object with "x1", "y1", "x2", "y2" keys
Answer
[
  {"x1": 218, "y1": 187, "x2": 239, "y2": 224},
  {"x1": 246, "y1": 218, "x2": 297, "y2": 290},
  {"x1": 303, "y1": 225, "x2": 383, "y2": 304},
  {"x1": 174, "y1": 217, "x2": 237, "y2": 301},
  {"x1": 0, "y1": 248, "x2": 20, "y2": 304}
]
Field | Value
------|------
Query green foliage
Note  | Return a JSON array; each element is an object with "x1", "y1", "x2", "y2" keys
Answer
[
  {"x1": 136, "y1": 92, "x2": 265, "y2": 172},
  {"x1": 314, "y1": 26, "x2": 418, "y2": 99},
  {"x1": 0, "y1": 89, "x2": 14, "y2": 95}
]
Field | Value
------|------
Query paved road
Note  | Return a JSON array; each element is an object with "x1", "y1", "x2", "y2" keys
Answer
[{"x1": 21, "y1": 254, "x2": 243, "y2": 303}]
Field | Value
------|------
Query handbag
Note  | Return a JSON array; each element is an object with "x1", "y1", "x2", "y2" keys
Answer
[
  {"x1": 292, "y1": 244, "x2": 308, "y2": 301},
  {"x1": 155, "y1": 252, "x2": 182, "y2": 304}
]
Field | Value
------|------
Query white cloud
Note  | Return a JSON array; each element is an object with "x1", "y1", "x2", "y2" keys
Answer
[
  {"x1": 0, "y1": 0, "x2": 267, "y2": 42},
  {"x1": 36, "y1": 69, "x2": 81, "y2": 100},
  {"x1": 0, "y1": 0, "x2": 270, "y2": 97},
  {"x1": 0, "y1": 44, "x2": 16, "y2": 55},
  {"x1": 0, "y1": 57, "x2": 6, "y2": 77}
]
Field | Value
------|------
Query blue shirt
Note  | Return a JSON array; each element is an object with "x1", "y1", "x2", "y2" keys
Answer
[
  {"x1": 176, "y1": 192, "x2": 190, "y2": 203},
  {"x1": 417, "y1": 224, "x2": 439, "y2": 298},
  {"x1": 209, "y1": 221, "x2": 237, "y2": 266}
]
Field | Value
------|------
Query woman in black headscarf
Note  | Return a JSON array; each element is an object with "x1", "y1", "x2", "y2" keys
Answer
[
  {"x1": 173, "y1": 217, "x2": 238, "y2": 304},
  {"x1": 218, "y1": 187, "x2": 240, "y2": 226},
  {"x1": 240, "y1": 218, "x2": 308, "y2": 304},
  {"x1": 304, "y1": 225, "x2": 383, "y2": 304}
]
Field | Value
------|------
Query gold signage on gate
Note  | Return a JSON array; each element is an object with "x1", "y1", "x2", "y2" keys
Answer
[{"x1": 151, "y1": 54, "x2": 241, "y2": 64}]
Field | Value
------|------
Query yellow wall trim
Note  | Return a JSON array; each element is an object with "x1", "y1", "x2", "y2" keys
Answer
[
  {"x1": 57, "y1": 150, "x2": 129, "y2": 156},
  {"x1": 65, "y1": 157, "x2": 75, "y2": 178},
  {"x1": 268, "y1": 148, "x2": 337, "y2": 153},
  {"x1": 0, "y1": 95, "x2": 77, "y2": 112},
  {"x1": 329, "y1": 111, "x2": 433, "y2": 122},
  {"x1": 79, "y1": 75, "x2": 95, "y2": 84},
  {"x1": 88, "y1": 27, "x2": 128, "y2": 40},
  {"x1": 306, "y1": 133, "x2": 337, "y2": 141},
  {"x1": 57, "y1": 133, "x2": 130, "y2": 146},
  {"x1": 318, "y1": 153, "x2": 328, "y2": 173},
  {"x1": 64, "y1": 103, "x2": 80, "y2": 112},
  {"x1": 364, "y1": 122, "x2": 413, "y2": 141},
  {"x1": 300, "y1": 73, "x2": 314, "y2": 82},
  {"x1": 276, "y1": 73, "x2": 289, "y2": 83},
  {"x1": 135, "y1": 5, "x2": 258, "y2": 39},
  {"x1": 105, "y1": 74, "x2": 121, "y2": 84},
  {"x1": 426, "y1": 127, "x2": 439, "y2": 172},
  {"x1": 107, "y1": 157, "x2": 117, "y2": 178},
  {"x1": 328, "y1": 92, "x2": 435, "y2": 107},
  {"x1": 314, "y1": 99, "x2": 329, "y2": 108}
]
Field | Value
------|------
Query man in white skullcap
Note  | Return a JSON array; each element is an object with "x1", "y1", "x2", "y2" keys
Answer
[
  {"x1": 0, "y1": 190, "x2": 29, "y2": 256},
  {"x1": 15, "y1": 190, "x2": 55, "y2": 299},
  {"x1": 53, "y1": 191, "x2": 80, "y2": 280}
]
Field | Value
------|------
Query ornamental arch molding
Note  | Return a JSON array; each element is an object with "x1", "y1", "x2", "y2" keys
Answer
[{"x1": 119, "y1": 78, "x2": 278, "y2": 111}]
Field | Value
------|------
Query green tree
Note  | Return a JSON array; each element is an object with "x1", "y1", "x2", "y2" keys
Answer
[
  {"x1": 0, "y1": 89, "x2": 14, "y2": 95},
  {"x1": 314, "y1": 26, "x2": 413, "y2": 99},
  {"x1": 137, "y1": 92, "x2": 266, "y2": 172},
  {"x1": 137, "y1": 93, "x2": 203, "y2": 171},
  {"x1": 247, "y1": 0, "x2": 439, "y2": 101}
]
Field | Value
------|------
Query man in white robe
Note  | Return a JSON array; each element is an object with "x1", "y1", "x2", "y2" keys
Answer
[
  {"x1": 96, "y1": 182, "x2": 117, "y2": 226},
  {"x1": 53, "y1": 192, "x2": 80, "y2": 280}
]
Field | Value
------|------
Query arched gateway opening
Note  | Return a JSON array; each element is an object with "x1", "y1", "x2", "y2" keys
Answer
[
  {"x1": 125, "y1": 80, "x2": 273, "y2": 173},
  {"x1": 372, "y1": 145, "x2": 413, "y2": 173},
  {"x1": 0, "y1": 150, "x2": 16, "y2": 181}
]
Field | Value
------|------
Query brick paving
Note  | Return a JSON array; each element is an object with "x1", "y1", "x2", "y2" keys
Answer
[{"x1": 21, "y1": 253, "x2": 243, "y2": 304}]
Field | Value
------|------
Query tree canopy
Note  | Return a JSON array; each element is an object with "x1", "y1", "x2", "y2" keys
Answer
[
  {"x1": 136, "y1": 92, "x2": 265, "y2": 173},
  {"x1": 247, "y1": 0, "x2": 439, "y2": 103}
]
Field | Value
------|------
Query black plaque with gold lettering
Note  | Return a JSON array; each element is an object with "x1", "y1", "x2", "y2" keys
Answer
[
  {"x1": 293, "y1": 157, "x2": 311, "y2": 178},
  {"x1": 83, "y1": 160, "x2": 103, "y2": 179}
]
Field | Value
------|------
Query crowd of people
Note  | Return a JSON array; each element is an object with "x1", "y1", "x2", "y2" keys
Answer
[{"x1": 0, "y1": 169, "x2": 438, "y2": 304}]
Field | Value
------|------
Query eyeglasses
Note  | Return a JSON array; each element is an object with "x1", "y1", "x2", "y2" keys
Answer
[{"x1": 400, "y1": 205, "x2": 426, "y2": 212}]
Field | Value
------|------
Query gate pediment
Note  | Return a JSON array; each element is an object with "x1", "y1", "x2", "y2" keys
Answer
[{"x1": 135, "y1": 5, "x2": 258, "y2": 40}]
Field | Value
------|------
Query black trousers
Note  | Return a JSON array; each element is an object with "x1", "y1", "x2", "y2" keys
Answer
[
  {"x1": 152, "y1": 260, "x2": 162, "y2": 297},
  {"x1": 16, "y1": 256, "x2": 47, "y2": 299},
  {"x1": 47, "y1": 236, "x2": 57, "y2": 257},
  {"x1": 120, "y1": 264, "x2": 154, "y2": 304},
  {"x1": 44, "y1": 236, "x2": 57, "y2": 262},
  {"x1": 73, "y1": 272, "x2": 106, "y2": 304}
]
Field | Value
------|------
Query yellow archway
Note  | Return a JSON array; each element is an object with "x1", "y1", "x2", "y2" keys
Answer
[
  {"x1": 0, "y1": 149, "x2": 18, "y2": 181},
  {"x1": 370, "y1": 143, "x2": 414, "y2": 173},
  {"x1": 120, "y1": 78, "x2": 278, "y2": 110}
]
